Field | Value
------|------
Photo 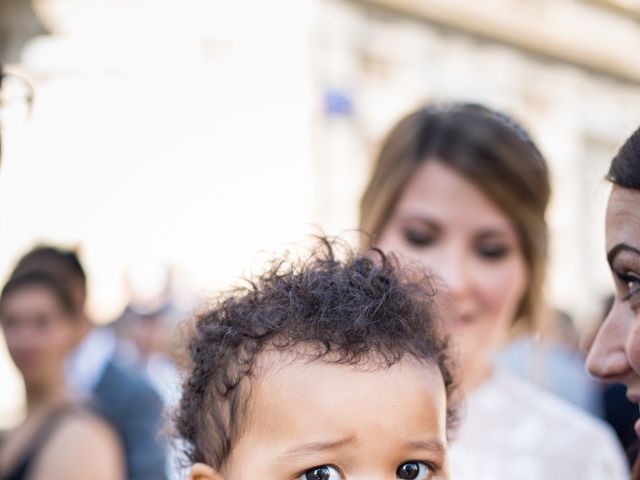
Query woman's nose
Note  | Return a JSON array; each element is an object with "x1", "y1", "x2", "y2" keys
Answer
[
  {"x1": 435, "y1": 251, "x2": 472, "y2": 299},
  {"x1": 586, "y1": 303, "x2": 631, "y2": 380}
]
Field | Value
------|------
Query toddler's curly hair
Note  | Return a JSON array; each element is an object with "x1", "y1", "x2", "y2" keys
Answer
[{"x1": 176, "y1": 238, "x2": 457, "y2": 468}]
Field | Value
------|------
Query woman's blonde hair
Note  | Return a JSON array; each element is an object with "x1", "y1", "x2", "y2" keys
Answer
[{"x1": 359, "y1": 103, "x2": 550, "y2": 331}]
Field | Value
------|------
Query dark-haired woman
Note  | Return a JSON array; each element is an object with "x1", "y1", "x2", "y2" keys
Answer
[
  {"x1": 0, "y1": 272, "x2": 123, "y2": 480},
  {"x1": 587, "y1": 125, "x2": 640, "y2": 480},
  {"x1": 360, "y1": 103, "x2": 627, "y2": 479}
]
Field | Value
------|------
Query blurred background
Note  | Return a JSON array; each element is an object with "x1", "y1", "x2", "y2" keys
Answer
[{"x1": 0, "y1": 0, "x2": 639, "y2": 429}]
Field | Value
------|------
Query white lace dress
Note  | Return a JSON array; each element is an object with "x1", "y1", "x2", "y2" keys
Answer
[{"x1": 448, "y1": 370, "x2": 629, "y2": 480}]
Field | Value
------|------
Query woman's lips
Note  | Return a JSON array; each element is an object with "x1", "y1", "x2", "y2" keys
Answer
[
  {"x1": 457, "y1": 313, "x2": 476, "y2": 324},
  {"x1": 628, "y1": 395, "x2": 640, "y2": 437},
  {"x1": 626, "y1": 393, "x2": 640, "y2": 404}
]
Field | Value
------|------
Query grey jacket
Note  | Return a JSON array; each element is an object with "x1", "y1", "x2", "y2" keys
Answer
[{"x1": 93, "y1": 361, "x2": 167, "y2": 480}]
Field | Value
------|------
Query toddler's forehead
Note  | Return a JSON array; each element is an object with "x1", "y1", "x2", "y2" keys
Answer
[
  {"x1": 219, "y1": 348, "x2": 448, "y2": 479},
  {"x1": 246, "y1": 348, "x2": 444, "y2": 412},
  {"x1": 230, "y1": 349, "x2": 447, "y2": 454}
]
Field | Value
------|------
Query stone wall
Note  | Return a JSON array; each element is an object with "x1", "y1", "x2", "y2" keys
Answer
[{"x1": 312, "y1": 0, "x2": 640, "y2": 324}]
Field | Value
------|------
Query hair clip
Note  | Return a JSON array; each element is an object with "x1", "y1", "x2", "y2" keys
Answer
[{"x1": 424, "y1": 102, "x2": 539, "y2": 153}]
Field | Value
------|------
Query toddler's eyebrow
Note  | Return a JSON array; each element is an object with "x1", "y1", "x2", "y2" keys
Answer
[
  {"x1": 280, "y1": 437, "x2": 446, "y2": 457},
  {"x1": 405, "y1": 439, "x2": 446, "y2": 455},
  {"x1": 282, "y1": 437, "x2": 354, "y2": 457}
]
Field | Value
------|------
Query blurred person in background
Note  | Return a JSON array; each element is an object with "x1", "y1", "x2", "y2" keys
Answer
[
  {"x1": 0, "y1": 264, "x2": 123, "y2": 479},
  {"x1": 359, "y1": 102, "x2": 627, "y2": 479},
  {"x1": 496, "y1": 307, "x2": 604, "y2": 417},
  {"x1": 112, "y1": 262, "x2": 181, "y2": 407},
  {"x1": 586, "y1": 125, "x2": 640, "y2": 480},
  {"x1": 113, "y1": 303, "x2": 180, "y2": 407},
  {"x1": 112, "y1": 262, "x2": 196, "y2": 480},
  {"x1": 113, "y1": 302, "x2": 183, "y2": 480},
  {"x1": 11, "y1": 246, "x2": 168, "y2": 480}
]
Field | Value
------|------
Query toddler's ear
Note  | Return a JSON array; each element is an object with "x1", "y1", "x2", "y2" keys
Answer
[{"x1": 189, "y1": 463, "x2": 224, "y2": 480}]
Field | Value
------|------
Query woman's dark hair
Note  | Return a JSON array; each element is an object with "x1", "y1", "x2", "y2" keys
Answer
[
  {"x1": 1, "y1": 270, "x2": 77, "y2": 315},
  {"x1": 608, "y1": 126, "x2": 640, "y2": 190},
  {"x1": 12, "y1": 245, "x2": 86, "y2": 284},
  {"x1": 360, "y1": 102, "x2": 550, "y2": 331},
  {"x1": 9, "y1": 245, "x2": 87, "y2": 313},
  {"x1": 176, "y1": 238, "x2": 456, "y2": 469},
  {"x1": 608, "y1": 126, "x2": 640, "y2": 480},
  {"x1": 634, "y1": 458, "x2": 640, "y2": 480}
]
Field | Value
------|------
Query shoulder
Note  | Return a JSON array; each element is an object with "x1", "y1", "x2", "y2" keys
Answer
[
  {"x1": 94, "y1": 360, "x2": 163, "y2": 410},
  {"x1": 53, "y1": 411, "x2": 119, "y2": 445},
  {"x1": 454, "y1": 372, "x2": 628, "y2": 477},
  {"x1": 30, "y1": 411, "x2": 124, "y2": 480},
  {"x1": 91, "y1": 360, "x2": 165, "y2": 448},
  {"x1": 491, "y1": 372, "x2": 603, "y2": 422},
  {"x1": 98, "y1": 360, "x2": 160, "y2": 397},
  {"x1": 488, "y1": 371, "x2": 626, "y2": 461},
  {"x1": 451, "y1": 372, "x2": 629, "y2": 478},
  {"x1": 44, "y1": 411, "x2": 121, "y2": 456}
]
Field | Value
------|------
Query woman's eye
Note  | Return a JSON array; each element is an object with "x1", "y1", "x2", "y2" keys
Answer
[
  {"x1": 621, "y1": 272, "x2": 640, "y2": 304},
  {"x1": 33, "y1": 315, "x2": 53, "y2": 330},
  {"x1": 299, "y1": 465, "x2": 342, "y2": 480},
  {"x1": 396, "y1": 461, "x2": 434, "y2": 479},
  {"x1": 476, "y1": 244, "x2": 509, "y2": 260},
  {"x1": 0, "y1": 316, "x2": 16, "y2": 329},
  {"x1": 402, "y1": 228, "x2": 434, "y2": 247}
]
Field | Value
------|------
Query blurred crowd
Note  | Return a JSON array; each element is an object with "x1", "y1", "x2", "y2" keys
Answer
[
  {"x1": 0, "y1": 96, "x2": 638, "y2": 479},
  {"x1": 0, "y1": 244, "x2": 184, "y2": 479}
]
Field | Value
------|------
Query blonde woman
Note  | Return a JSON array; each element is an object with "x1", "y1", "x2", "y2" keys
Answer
[{"x1": 360, "y1": 103, "x2": 627, "y2": 479}]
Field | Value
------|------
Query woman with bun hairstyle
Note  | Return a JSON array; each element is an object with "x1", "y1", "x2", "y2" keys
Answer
[
  {"x1": 587, "y1": 125, "x2": 640, "y2": 480},
  {"x1": 0, "y1": 266, "x2": 123, "y2": 480}
]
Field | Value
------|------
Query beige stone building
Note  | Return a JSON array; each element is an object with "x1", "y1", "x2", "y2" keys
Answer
[{"x1": 312, "y1": 0, "x2": 640, "y2": 324}]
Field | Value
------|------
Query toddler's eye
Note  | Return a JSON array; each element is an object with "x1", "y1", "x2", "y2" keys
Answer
[
  {"x1": 396, "y1": 461, "x2": 433, "y2": 480},
  {"x1": 299, "y1": 465, "x2": 342, "y2": 480}
]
